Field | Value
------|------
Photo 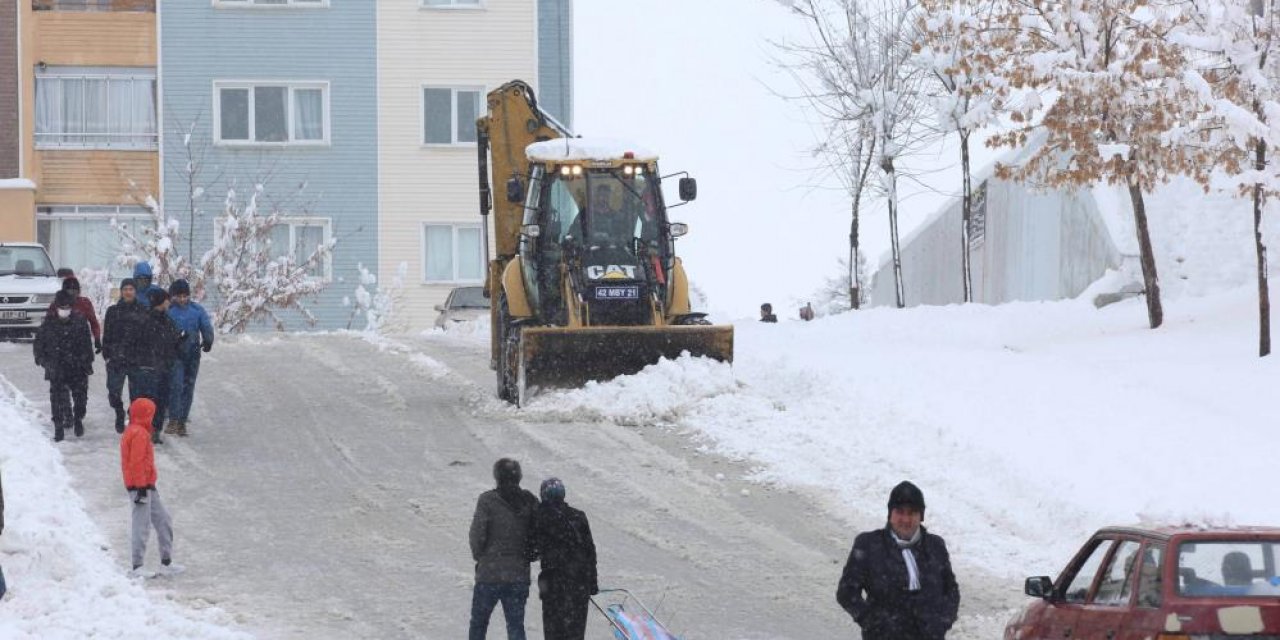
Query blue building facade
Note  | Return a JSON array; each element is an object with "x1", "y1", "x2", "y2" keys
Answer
[
  {"x1": 160, "y1": 0, "x2": 378, "y2": 330},
  {"x1": 538, "y1": 0, "x2": 573, "y2": 128}
]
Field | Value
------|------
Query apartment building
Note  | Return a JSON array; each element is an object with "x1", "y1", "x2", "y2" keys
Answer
[
  {"x1": 380, "y1": 0, "x2": 573, "y2": 330},
  {"x1": 3, "y1": 0, "x2": 158, "y2": 270}
]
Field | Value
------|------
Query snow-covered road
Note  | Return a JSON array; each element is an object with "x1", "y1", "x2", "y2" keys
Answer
[{"x1": 3, "y1": 332, "x2": 1010, "y2": 639}]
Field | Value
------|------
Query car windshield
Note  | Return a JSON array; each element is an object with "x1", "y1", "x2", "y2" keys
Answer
[
  {"x1": 449, "y1": 287, "x2": 488, "y2": 309},
  {"x1": 0, "y1": 246, "x2": 56, "y2": 276},
  {"x1": 1178, "y1": 540, "x2": 1280, "y2": 597}
]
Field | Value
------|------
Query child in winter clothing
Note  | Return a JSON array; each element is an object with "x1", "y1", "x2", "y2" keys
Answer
[
  {"x1": 120, "y1": 398, "x2": 179, "y2": 577},
  {"x1": 164, "y1": 279, "x2": 213, "y2": 437},
  {"x1": 526, "y1": 477, "x2": 598, "y2": 640},
  {"x1": 34, "y1": 290, "x2": 95, "y2": 441}
]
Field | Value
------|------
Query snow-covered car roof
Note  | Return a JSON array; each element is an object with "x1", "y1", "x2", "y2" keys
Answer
[{"x1": 526, "y1": 137, "x2": 658, "y2": 163}]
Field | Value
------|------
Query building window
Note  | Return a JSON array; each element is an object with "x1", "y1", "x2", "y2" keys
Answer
[
  {"x1": 423, "y1": 223, "x2": 483, "y2": 283},
  {"x1": 34, "y1": 67, "x2": 157, "y2": 149},
  {"x1": 421, "y1": 0, "x2": 482, "y2": 8},
  {"x1": 271, "y1": 217, "x2": 332, "y2": 280},
  {"x1": 422, "y1": 86, "x2": 482, "y2": 145},
  {"x1": 36, "y1": 205, "x2": 150, "y2": 278},
  {"x1": 33, "y1": 0, "x2": 156, "y2": 11},
  {"x1": 214, "y1": 82, "x2": 329, "y2": 145},
  {"x1": 213, "y1": 0, "x2": 327, "y2": 7}
]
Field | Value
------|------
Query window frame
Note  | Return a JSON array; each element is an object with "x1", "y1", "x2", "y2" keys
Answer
[
  {"x1": 420, "y1": 85, "x2": 485, "y2": 147},
  {"x1": 34, "y1": 67, "x2": 158, "y2": 150},
  {"x1": 212, "y1": 80, "x2": 331, "y2": 147},
  {"x1": 212, "y1": 0, "x2": 329, "y2": 8},
  {"x1": 36, "y1": 204, "x2": 151, "y2": 277},
  {"x1": 421, "y1": 222, "x2": 485, "y2": 284},
  {"x1": 419, "y1": 0, "x2": 484, "y2": 10}
]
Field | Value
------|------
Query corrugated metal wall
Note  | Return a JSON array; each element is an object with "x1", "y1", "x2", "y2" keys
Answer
[{"x1": 870, "y1": 176, "x2": 1121, "y2": 307}]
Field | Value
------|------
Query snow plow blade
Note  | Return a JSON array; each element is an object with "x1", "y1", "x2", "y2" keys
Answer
[{"x1": 519, "y1": 324, "x2": 733, "y2": 391}]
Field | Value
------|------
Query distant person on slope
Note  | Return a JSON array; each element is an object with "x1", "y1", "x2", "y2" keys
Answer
[
  {"x1": 120, "y1": 397, "x2": 181, "y2": 578},
  {"x1": 468, "y1": 458, "x2": 539, "y2": 640},
  {"x1": 837, "y1": 481, "x2": 960, "y2": 640},
  {"x1": 760, "y1": 302, "x2": 778, "y2": 323},
  {"x1": 163, "y1": 279, "x2": 213, "y2": 438},
  {"x1": 526, "y1": 477, "x2": 598, "y2": 640}
]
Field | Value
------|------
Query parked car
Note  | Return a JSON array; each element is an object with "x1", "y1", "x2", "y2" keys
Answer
[
  {"x1": 433, "y1": 286, "x2": 489, "y2": 330},
  {"x1": 1006, "y1": 526, "x2": 1280, "y2": 640},
  {"x1": 0, "y1": 243, "x2": 61, "y2": 341}
]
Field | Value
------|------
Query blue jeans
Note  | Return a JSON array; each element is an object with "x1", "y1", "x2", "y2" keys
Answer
[
  {"x1": 128, "y1": 366, "x2": 169, "y2": 431},
  {"x1": 168, "y1": 352, "x2": 201, "y2": 422},
  {"x1": 469, "y1": 582, "x2": 529, "y2": 640},
  {"x1": 106, "y1": 360, "x2": 129, "y2": 413}
]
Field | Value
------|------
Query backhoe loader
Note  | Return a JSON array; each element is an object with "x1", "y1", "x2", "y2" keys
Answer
[{"x1": 477, "y1": 80, "x2": 733, "y2": 405}]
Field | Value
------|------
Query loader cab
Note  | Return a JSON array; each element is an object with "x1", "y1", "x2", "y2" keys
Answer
[{"x1": 518, "y1": 156, "x2": 676, "y2": 325}]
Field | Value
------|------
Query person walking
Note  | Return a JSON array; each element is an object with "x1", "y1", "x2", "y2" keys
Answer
[
  {"x1": 164, "y1": 279, "x2": 213, "y2": 437},
  {"x1": 45, "y1": 276, "x2": 102, "y2": 354},
  {"x1": 102, "y1": 278, "x2": 145, "y2": 433},
  {"x1": 125, "y1": 290, "x2": 182, "y2": 444},
  {"x1": 468, "y1": 458, "x2": 539, "y2": 640},
  {"x1": 33, "y1": 291, "x2": 95, "y2": 442},
  {"x1": 760, "y1": 303, "x2": 778, "y2": 323},
  {"x1": 131, "y1": 262, "x2": 166, "y2": 310},
  {"x1": 526, "y1": 478, "x2": 598, "y2": 640},
  {"x1": 836, "y1": 481, "x2": 960, "y2": 640},
  {"x1": 120, "y1": 397, "x2": 181, "y2": 578}
]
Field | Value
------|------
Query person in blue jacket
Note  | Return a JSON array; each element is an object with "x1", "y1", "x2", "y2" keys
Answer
[
  {"x1": 163, "y1": 279, "x2": 213, "y2": 437},
  {"x1": 132, "y1": 262, "x2": 167, "y2": 310}
]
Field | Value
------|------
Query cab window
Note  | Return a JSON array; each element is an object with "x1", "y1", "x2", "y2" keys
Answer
[
  {"x1": 1093, "y1": 540, "x2": 1141, "y2": 606},
  {"x1": 1062, "y1": 539, "x2": 1113, "y2": 603}
]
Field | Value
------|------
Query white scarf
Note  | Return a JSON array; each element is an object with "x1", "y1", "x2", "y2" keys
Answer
[{"x1": 892, "y1": 527, "x2": 923, "y2": 592}]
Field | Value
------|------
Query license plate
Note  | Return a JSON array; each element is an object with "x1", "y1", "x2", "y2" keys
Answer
[
  {"x1": 0, "y1": 310, "x2": 28, "y2": 320},
  {"x1": 595, "y1": 285, "x2": 639, "y2": 300}
]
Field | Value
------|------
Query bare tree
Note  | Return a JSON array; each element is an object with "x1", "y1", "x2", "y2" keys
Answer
[
  {"x1": 779, "y1": 0, "x2": 933, "y2": 309},
  {"x1": 917, "y1": 0, "x2": 1003, "y2": 302},
  {"x1": 1176, "y1": 0, "x2": 1275, "y2": 356},
  {"x1": 983, "y1": 1, "x2": 1219, "y2": 329}
]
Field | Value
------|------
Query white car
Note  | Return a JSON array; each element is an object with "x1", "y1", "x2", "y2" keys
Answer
[
  {"x1": 433, "y1": 286, "x2": 489, "y2": 330},
  {"x1": 0, "y1": 243, "x2": 61, "y2": 341}
]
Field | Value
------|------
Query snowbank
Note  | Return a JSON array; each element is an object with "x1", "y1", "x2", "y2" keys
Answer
[
  {"x1": 0, "y1": 379, "x2": 247, "y2": 639},
  {"x1": 521, "y1": 287, "x2": 1277, "y2": 581}
]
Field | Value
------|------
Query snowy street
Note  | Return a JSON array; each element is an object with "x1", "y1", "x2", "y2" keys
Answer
[{"x1": 2, "y1": 331, "x2": 938, "y2": 639}]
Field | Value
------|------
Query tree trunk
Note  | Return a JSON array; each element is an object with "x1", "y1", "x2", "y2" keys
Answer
[
  {"x1": 1254, "y1": 139, "x2": 1271, "y2": 357},
  {"x1": 849, "y1": 202, "x2": 861, "y2": 310},
  {"x1": 1127, "y1": 178, "x2": 1163, "y2": 329},
  {"x1": 960, "y1": 131, "x2": 973, "y2": 303},
  {"x1": 884, "y1": 151, "x2": 905, "y2": 309}
]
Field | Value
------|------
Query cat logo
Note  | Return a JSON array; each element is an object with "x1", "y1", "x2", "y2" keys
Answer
[{"x1": 586, "y1": 264, "x2": 638, "y2": 280}]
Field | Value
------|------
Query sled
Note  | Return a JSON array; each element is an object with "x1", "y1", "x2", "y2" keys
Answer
[{"x1": 591, "y1": 588, "x2": 681, "y2": 640}]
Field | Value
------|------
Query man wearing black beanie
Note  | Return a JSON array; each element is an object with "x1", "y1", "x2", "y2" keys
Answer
[
  {"x1": 102, "y1": 278, "x2": 145, "y2": 432},
  {"x1": 836, "y1": 481, "x2": 960, "y2": 639}
]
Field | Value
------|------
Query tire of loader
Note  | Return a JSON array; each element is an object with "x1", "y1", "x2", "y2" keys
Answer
[
  {"x1": 496, "y1": 293, "x2": 523, "y2": 405},
  {"x1": 496, "y1": 293, "x2": 513, "y2": 402}
]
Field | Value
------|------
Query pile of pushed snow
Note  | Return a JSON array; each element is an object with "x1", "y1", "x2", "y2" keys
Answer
[
  {"x1": 419, "y1": 314, "x2": 491, "y2": 346},
  {"x1": 0, "y1": 379, "x2": 247, "y2": 639},
  {"x1": 518, "y1": 287, "x2": 1277, "y2": 585}
]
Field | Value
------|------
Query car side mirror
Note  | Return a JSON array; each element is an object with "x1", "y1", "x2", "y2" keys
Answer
[
  {"x1": 434, "y1": 304, "x2": 445, "y2": 312},
  {"x1": 669, "y1": 222, "x2": 689, "y2": 238},
  {"x1": 1025, "y1": 576, "x2": 1054, "y2": 600},
  {"x1": 506, "y1": 177, "x2": 524, "y2": 203},
  {"x1": 678, "y1": 177, "x2": 697, "y2": 201}
]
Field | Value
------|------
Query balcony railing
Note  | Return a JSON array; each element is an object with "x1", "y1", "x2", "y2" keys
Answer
[{"x1": 33, "y1": 0, "x2": 155, "y2": 12}]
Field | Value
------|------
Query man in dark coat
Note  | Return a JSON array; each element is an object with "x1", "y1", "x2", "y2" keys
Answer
[
  {"x1": 837, "y1": 481, "x2": 960, "y2": 640},
  {"x1": 102, "y1": 278, "x2": 145, "y2": 433},
  {"x1": 526, "y1": 477, "x2": 598, "y2": 640},
  {"x1": 33, "y1": 290, "x2": 95, "y2": 442},
  {"x1": 123, "y1": 289, "x2": 182, "y2": 444},
  {"x1": 468, "y1": 458, "x2": 539, "y2": 640},
  {"x1": 45, "y1": 276, "x2": 101, "y2": 351}
]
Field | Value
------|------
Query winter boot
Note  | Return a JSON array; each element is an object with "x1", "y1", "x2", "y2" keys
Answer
[
  {"x1": 151, "y1": 429, "x2": 163, "y2": 445},
  {"x1": 74, "y1": 418, "x2": 85, "y2": 438},
  {"x1": 114, "y1": 408, "x2": 126, "y2": 434},
  {"x1": 174, "y1": 420, "x2": 188, "y2": 437},
  {"x1": 158, "y1": 558, "x2": 185, "y2": 577},
  {"x1": 54, "y1": 425, "x2": 65, "y2": 442},
  {"x1": 164, "y1": 419, "x2": 181, "y2": 436}
]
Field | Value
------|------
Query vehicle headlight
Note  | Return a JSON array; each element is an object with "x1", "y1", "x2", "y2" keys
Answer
[{"x1": 27, "y1": 294, "x2": 43, "y2": 305}]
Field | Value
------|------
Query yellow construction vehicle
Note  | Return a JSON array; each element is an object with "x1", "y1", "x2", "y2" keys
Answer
[{"x1": 477, "y1": 80, "x2": 733, "y2": 405}]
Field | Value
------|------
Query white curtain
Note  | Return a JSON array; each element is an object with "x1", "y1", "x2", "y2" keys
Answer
[
  {"x1": 35, "y1": 74, "x2": 155, "y2": 148},
  {"x1": 35, "y1": 78, "x2": 64, "y2": 143},
  {"x1": 424, "y1": 225, "x2": 454, "y2": 281},
  {"x1": 457, "y1": 226, "x2": 482, "y2": 281},
  {"x1": 293, "y1": 88, "x2": 323, "y2": 141}
]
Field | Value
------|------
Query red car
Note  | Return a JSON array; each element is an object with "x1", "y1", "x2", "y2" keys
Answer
[{"x1": 1005, "y1": 526, "x2": 1280, "y2": 639}]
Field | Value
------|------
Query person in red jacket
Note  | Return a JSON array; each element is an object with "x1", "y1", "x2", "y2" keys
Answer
[
  {"x1": 46, "y1": 276, "x2": 102, "y2": 353},
  {"x1": 120, "y1": 398, "x2": 180, "y2": 577}
]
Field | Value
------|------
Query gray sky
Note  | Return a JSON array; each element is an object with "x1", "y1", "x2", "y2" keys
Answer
[{"x1": 574, "y1": 0, "x2": 1005, "y2": 319}]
